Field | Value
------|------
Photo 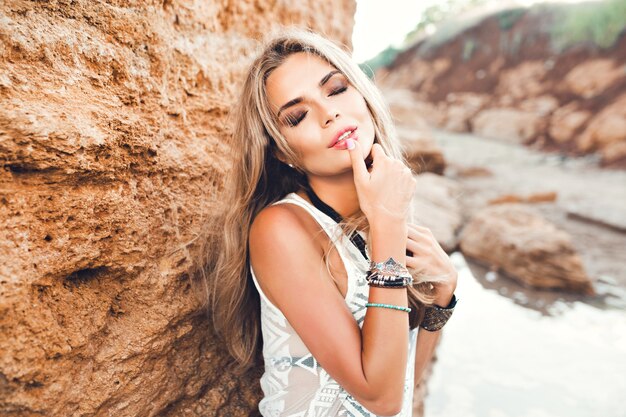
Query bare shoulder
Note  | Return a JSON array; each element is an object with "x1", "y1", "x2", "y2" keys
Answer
[
  {"x1": 248, "y1": 202, "x2": 324, "y2": 309},
  {"x1": 249, "y1": 202, "x2": 324, "y2": 258},
  {"x1": 247, "y1": 201, "x2": 383, "y2": 411}
]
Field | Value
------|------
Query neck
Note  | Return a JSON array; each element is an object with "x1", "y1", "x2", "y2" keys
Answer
[{"x1": 301, "y1": 172, "x2": 360, "y2": 218}]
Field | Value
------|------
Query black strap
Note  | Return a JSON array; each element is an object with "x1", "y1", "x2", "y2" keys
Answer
[{"x1": 302, "y1": 185, "x2": 369, "y2": 261}]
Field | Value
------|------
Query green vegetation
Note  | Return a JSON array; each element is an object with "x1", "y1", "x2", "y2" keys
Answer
[
  {"x1": 496, "y1": 7, "x2": 526, "y2": 31},
  {"x1": 359, "y1": 0, "x2": 489, "y2": 73},
  {"x1": 403, "y1": 0, "x2": 490, "y2": 47},
  {"x1": 499, "y1": 30, "x2": 524, "y2": 57},
  {"x1": 549, "y1": 0, "x2": 626, "y2": 51},
  {"x1": 359, "y1": 0, "x2": 626, "y2": 75},
  {"x1": 358, "y1": 45, "x2": 400, "y2": 78},
  {"x1": 462, "y1": 38, "x2": 477, "y2": 61}
]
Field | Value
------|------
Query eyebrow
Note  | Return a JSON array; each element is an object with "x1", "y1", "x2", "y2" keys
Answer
[{"x1": 276, "y1": 69, "x2": 342, "y2": 119}]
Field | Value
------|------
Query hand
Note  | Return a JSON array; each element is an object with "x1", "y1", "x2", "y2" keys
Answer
[
  {"x1": 346, "y1": 139, "x2": 417, "y2": 224},
  {"x1": 405, "y1": 223, "x2": 457, "y2": 306}
]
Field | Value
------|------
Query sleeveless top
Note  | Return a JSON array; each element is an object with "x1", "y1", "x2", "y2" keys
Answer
[{"x1": 250, "y1": 192, "x2": 419, "y2": 416}]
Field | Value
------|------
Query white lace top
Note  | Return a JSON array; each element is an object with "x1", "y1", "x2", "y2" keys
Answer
[{"x1": 250, "y1": 192, "x2": 419, "y2": 416}]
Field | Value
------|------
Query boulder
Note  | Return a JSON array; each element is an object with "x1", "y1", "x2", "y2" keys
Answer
[
  {"x1": 566, "y1": 201, "x2": 626, "y2": 233},
  {"x1": 563, "y1": 59, "x2": 625, "y2": 98},
  {"x1": 472, "y1": 108, "x2": 544, "y2": 143},
  {"x1": 576, "y1": 94, "x2": 626, "y2": 156},
  {"x1": 411, "y1": 173, "x2": 463, "y2": 252},
  {"x1": 382, "y1": 87, "x2": 446, "y2": 128},
  {"x1": 442, "y1": 93, "x2": 489, "y2": 132},
  {"x1": 495, "y1": 61, "x2": 547, "y2": 100},
  {"x1": 601, "y1": 140, "x2": 626, "y2": 167},
  {"x1": 548, "y1": 103, "x2": 591, "y2": 144},
  {"x1": 518, "y1": 95, "x2": 559, "y2": 116},
  {"x1": 397, "y1": 125, "x2": 447, "y2": 175},
  {"x1": 459, "y1": 204, "x2": 594, "y2": 295}
]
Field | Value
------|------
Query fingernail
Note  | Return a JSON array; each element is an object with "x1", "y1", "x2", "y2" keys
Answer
[{"x1": 346, "y1": 139, "x2": 355, "y2": 149}]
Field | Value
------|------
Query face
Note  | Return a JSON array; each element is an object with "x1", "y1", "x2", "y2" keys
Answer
[{"x1": 265, "y1": 52, "x2": 375, "y2": 177}]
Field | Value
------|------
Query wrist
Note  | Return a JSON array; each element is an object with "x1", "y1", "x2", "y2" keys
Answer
[
  {"x1": 369, "y1": 218, "x2": 407, "y2": 235},
  {"x1": 433, "y1": 286, "x2": 456, "y2": 307}
]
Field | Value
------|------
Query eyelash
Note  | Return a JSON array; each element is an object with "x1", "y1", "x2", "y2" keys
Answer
[{"x1": 286, "y1": 86, "x2": 348, "y2": 127}]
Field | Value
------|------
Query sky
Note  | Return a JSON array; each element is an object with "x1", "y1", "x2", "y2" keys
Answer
[
  {"x1": 351, "y1": 0, "x2": 437, "y2": 63},
  {"x1": 351, "y1": 0, "x2": 599, "y2": 63}
]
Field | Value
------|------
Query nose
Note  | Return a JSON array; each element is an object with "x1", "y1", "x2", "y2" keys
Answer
[{"x1": 324, "y1": 110, "x2": 340, "y2": 126}]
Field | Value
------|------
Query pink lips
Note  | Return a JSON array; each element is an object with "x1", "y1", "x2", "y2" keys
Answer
[
  {"x1": 331, "y1": 131, "x2": 358, "y2": 149},
  {"x1": 328, "y1": 126, "x2": 358, "y2": 148}
]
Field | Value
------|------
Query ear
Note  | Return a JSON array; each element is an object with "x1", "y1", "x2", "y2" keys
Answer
[{"x1": 273, "y1": 148, "x2": 289, "y2": 165}]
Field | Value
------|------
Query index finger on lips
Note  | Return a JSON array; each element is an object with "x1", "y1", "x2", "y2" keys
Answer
[{"x1": 346, "y1": 139, "x2": 368, "y2": 185}]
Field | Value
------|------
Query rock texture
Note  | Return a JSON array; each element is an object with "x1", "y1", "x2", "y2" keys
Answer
[
  {"x1": 459, "y1": 203, "x2": 594, "y2": 295},
  {"x1": 411, "y1": 173, "x2": 463, "y2": 252},
  {"x1": 385, "y1": 91, "x2": 447, "y2": 175},
  {"x1": 0, "y1": 1, "x2": 356, "y2": 416},
  {"x1": 379, "y1": 4, "x2": 626, "y2": 168}
]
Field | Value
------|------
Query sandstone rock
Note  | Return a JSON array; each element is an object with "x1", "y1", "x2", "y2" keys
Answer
[
  {"x1": 455, "y1": 165, "x2": 493, "y2": 178},
  {"x1": 459, "y1": 204, "x2": 594, "y2": 295},
  {"x1": 382, "y1": 87, "x2": 445, "y2": 127},
  {"x1": 0, "y1": 1, "x2": 357, "y2": 416},
  {"x1": 566, "y1": 201, "x2": 626, "y2": 233},
  {"x1": 496, "y1": 61, "x2": 547, "y2": 99},
  {"x1": 397, "y1": 125, "x2": 447, "y2": 175},
  {"x1": 563, "y1": 59, "x2": 625, "y2": 98},
  {"x1": 379, "y1": 6, "x2": 626, "y2": 163},
  {"x1": 576, "y1": 94, "x2": 626, "y2": 155},
  {"x1": 411, "y1": 173, "x2": 463, "y2": 252},
  {"x1": 518, "y1": 95, "x2": 559, "y2": 116},
  {"x1": 472, "y1": 108, "x2": 543, "y2": 143},
  {"x1": 488, "y1": 191, "x2": 557, "y2": 205},
  {"x1": 379, "y1": 58, "x2": 450, "y2": 96},
  {"x1": 442, "y1": 105, "x2": 473, "y2": 132},
  {"x1": 377, "y1": 60, "x2": 434, "y2": 90},
  {"x1": 601, "y1": 140, "x2": 626, "y2": 166},
  {"x1": 548, "y1": 103, "x2": 591, "y2": 144},
  {"x1": 442, "y1": 93, "x2": 489, "y2": 132}
]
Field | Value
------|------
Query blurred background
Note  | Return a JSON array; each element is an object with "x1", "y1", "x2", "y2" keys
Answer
[
  {"x1": 0, "y1": 0, "x2": 624, "y2": 416},
  {"x1": 352, "y1": 0, "x2": 626, "y2": 416}
]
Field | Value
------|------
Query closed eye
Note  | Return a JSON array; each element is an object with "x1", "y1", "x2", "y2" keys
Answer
[{"x1": 285, "y1": 85, "x2": 349, "y2": 127}]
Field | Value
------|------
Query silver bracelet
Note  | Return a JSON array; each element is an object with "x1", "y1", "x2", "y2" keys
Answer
[{"x1": 366, "y1": 257, "x2": 413, "y2": 288}]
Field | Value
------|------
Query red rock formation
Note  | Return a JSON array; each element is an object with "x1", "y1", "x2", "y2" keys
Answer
[
  {"x1": 379, "y1": 5, "x2": 626, "y2": 168},
  {"x1": 0, "y1": 1, "x2": 355, "y2": 415},
  {"x1": 459, "y1": 203, "x2": 594, "y2": 295}
]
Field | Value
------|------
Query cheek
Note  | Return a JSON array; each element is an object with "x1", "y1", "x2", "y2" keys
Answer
[
  {"x1": 349, "y1": 93, "x2": 370, "y2": 117},
  {"x1": 281, "y1": 128, "x2": 317, "y2": 156}
]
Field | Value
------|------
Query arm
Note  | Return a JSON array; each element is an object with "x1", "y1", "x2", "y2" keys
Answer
[
  {"x1": 249, "y1": 206, "x2": 409, "y2": 416},
  {"x1": 361, "y1": 219, "x2": 409, "y2": 413},
  {"x1": 404, "y1": 223, "x2": 458, "y2": 388},
  {"x1": 413, "y1": 290, "x2": 454, "y2": 388}
]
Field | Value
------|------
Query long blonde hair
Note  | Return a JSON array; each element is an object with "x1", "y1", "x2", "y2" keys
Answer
[{"x1": 194, "y1": 27, "x2": 447, "y2": 374}]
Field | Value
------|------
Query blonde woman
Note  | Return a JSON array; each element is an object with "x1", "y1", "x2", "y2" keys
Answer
[{"x1": 208, "y1": 27, "x2": 458, "y2": 416}]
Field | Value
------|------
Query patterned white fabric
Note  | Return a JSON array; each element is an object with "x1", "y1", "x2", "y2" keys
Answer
[{"x1": 250, "y1": 192, "x2": 419, "y2": 416}]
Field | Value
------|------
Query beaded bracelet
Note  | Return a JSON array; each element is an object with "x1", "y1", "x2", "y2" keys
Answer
[
  {"x1": 367, "y1": 278, "x2": 412, "y2": 288},
  {"x1": 365, "y1": 302, "x2": 411, "y2": 313}
]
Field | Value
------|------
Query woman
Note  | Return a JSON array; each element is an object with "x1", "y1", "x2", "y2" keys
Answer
[{"x1": 207, "y1": 27, "x2": 458, "y2": 416}]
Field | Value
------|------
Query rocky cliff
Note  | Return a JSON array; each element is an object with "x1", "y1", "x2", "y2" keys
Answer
[
  {"x1": 0, "y1": 1, "x2": 355, "y2": 415},
  {"x1": 379, "y1": 2, "x2": 626, "y2": 168}
]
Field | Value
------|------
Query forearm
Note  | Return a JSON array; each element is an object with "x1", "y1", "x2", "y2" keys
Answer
[
  {"x1": 414, "y1": 290, "x2": 455, "y2": 387},
  {"x1": 360, "y1": 220, "x2": 409, "y2": 403},
  {"x1": 413, "y1": 328, "x2": 441, "y2": 388}
]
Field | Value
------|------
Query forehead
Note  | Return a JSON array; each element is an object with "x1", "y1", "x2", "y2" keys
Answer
[{"x1": 266, "y1": 52, "x2": 337, "y2": 110}]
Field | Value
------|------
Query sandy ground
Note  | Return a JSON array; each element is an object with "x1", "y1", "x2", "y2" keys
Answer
[{"x1": 430, "y1": 129, "x2": 626, "y2": 306}]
